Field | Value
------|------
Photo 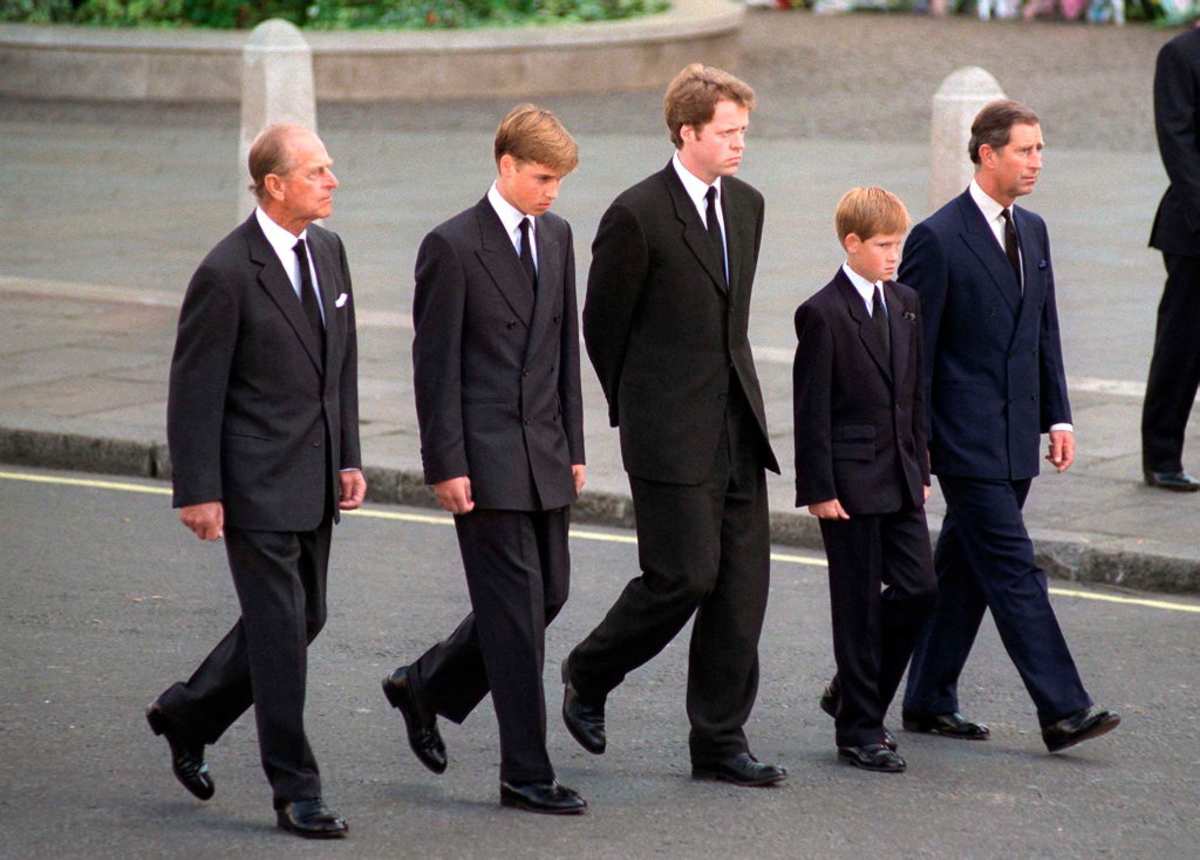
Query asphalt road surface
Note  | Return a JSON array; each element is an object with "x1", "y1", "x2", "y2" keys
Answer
[{"x1": 1, "y1": 466, "x2": 1198, "y2": 859}]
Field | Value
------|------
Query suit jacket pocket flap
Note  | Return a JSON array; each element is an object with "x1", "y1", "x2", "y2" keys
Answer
[
  {"x1": 832, "y1": 441, "x2": 874, "y2": 461},
  {"x1": 832, "y1": 423, "x2": 876, "y2": 442}
]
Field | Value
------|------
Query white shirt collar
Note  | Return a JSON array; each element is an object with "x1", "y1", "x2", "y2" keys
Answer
[
  {"x1": 969, "y1": 178, "x2": 1008, "y2": 225},
  {"x1": 672, "y1": 152, "x2": 722, "y2": 219},
  {"x1": 255, "y1": 206, "x2": 307, "y2": 258},
  {"x1": 841, "y1": 262, "x2": 884, "y2": 315},
  {"x1": 487, "y1": 182, "x2": 533, "y2": 251}
]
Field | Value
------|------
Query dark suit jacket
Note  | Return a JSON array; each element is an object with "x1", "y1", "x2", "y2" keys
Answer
[
  {"x1": 167, "y1": 213, "x2": 361, "y2": 532},
  {"x1": 411, "y1": 198, "x2": 585, "y2": 512},
  {"x1": 899, "y1": 190, "x2": 1070, "y2": 481},
  {"x1": 582, "y1": 161, "x2": 778, "y2": 484},
  {"x1": 1150, "y1": 29, "x2": 1200, "y2": 258},
  {"x1": 793, "y1": 269, "x2": 928, "y2": 515}
]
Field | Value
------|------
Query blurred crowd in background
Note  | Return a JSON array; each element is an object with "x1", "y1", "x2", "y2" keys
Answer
[{"x1": 752, "y1": 0, "x2": 1196, "y2": 26}]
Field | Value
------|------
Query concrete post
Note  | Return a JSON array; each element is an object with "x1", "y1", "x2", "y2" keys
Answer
[
  {"x1": 239, "y1": 19, "x2": 316, "y2": 221},
  {"x1": 929, "y1": 66, "x2": 1004, "y2": 211}
]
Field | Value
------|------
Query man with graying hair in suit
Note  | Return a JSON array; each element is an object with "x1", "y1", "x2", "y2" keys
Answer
[
  {"x1": 899, "y1": 100, "x2": 1119, "y2": 755},
  {"x1": 561, "y1": 64, "x2": 786, "y2": 788},
  {"x1": 146, "y1": 123, "x2": 364, "y2": 839}
]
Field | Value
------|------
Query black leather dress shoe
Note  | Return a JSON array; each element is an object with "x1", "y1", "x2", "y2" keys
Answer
[
  {"x1": 500, "y1": 780, "x2": 588, "y2": 815},
  {"x1": 819, "y1": 680, "x2": 897, "y2": 751},
  {"x1": 1042, "y1": 706, "x2": 1121, "y2": 753},
  {"x1": 275, "y1": 798, "x2": 349, "y2": 838},
  {"x1": 1144, "y1": 470, "x2": 1200, "y2": 492},
  {"x1": 838, "y1": 744, "x2": 907, "y2": 773},
  {"x1": 902, "y1": 710, "x2": 990, "y2": 740},
  {"x1": 692, "y1": 752, "x2": 788, "y2": 787},
  {"x1": 562, "y1": 674, "x2": 606, "y2": 755},
  {"x1": 382, "y1": 667, "x2": 447, "y2": 774},
  {"x1": 145, "y1": 702, "x2": 214, "y2": 801}
]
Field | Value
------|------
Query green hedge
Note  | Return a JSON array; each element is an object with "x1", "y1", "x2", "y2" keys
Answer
[{"x1": 0, "y1": 0, "x2": 670, "y2": 28}]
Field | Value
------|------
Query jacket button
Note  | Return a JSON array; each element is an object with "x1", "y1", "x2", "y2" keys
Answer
[
  {"x1": 523, "y1": 418, "x2": 531, "y2": 426},
  {"x1": 522, "y1": 369, "x2": 530, "y2": 378}
]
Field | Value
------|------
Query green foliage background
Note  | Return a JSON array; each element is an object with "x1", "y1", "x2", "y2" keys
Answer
[{"x1": 0, "y1": 0, "x2": 670, "y2": 28}]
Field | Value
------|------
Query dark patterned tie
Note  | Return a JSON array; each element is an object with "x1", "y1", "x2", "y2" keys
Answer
[
  {"x1": 293, "y1": 239, "x2": 325, "y2": 361},
  {"x1": 705, "y1": 186, "x2": 728, "y2": 287},
  {"x1": 872, "y1": 284, "x2": 890, "y2": 361},
  {"x1": 1001, "y1": 207, "x2": 1022, "y2": 291},
  {"x1": 518, "y1": 217, "x2": 537, "y2": 296}
]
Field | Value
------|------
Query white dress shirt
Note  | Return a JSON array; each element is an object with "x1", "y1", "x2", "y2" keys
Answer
[
  {"x1": 255, "y1": 207, "x2": 324, "y2": 324},
  {"x1": 841, "y1": 262, "x2": 886, "y2": 317},
  {"x1": 672, "y1": 152, "x2": 729, "y2": 282},
  {"x1": 966, "y1": 182, "x2": 1072, "y2": 433},
  {"x1": 487, "y1": 182, "x2": 537, "y2": 272}
]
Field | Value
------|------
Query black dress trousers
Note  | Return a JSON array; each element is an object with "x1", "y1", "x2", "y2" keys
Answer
[{"x1": 566, "y1": 381, "x2": 771, "y2": 764}]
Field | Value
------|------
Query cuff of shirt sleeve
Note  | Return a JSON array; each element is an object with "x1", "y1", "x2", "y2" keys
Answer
[{"x1": 1049, "y1": 423, "x2": 1074, "y2": 433}]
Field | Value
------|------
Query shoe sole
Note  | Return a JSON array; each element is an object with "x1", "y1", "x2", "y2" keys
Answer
[
  {"x1": 1045, "y1": 715, "x2": 1121, "y2": 753},
  {"x1": 837, "y1": 753, "x2": 906, "y2": 773},
  {"x1": 691, "y1": 769, "x2": 788, "y2": 787},
  {"x1": 277, "y1": 821, "x2": 349, "y2": 838},
  {"x1": 901, "y1": 720, "x2": 990, "y2": 740},
  {"x1": 500, "y1": 795, "x2": 587, "y2": 815}
]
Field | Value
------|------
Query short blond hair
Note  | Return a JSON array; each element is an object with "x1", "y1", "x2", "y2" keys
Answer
[
  {"x1": 493, "y1": 104, "x2": 579, "y2": 174},
  {"x1": 835, "y1": 186, "x2": 911, "y2": 243},
  {"x1": 663, "y1": 63, "x2": 756, "y2": 149}
]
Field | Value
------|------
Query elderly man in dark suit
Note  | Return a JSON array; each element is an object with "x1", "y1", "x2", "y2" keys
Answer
[
  {"x1": 561, "y1": 64, "x2": 786, "y2": 788},
  {"x1": 381, "y1": 105, "x2": 587, "y2": 815},
  {"x1": 1142, "y1": 27, "x2": 1200, "y2": 492},
  {"x1": 146, "y1": 123, "x2": 364, "y2": 838},
  {"x1": 899, "y1": 100, "x2": 1119, "y2": 754}
]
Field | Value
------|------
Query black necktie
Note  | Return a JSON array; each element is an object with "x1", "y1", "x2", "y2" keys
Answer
[
  {"x1": 518, "y1": 217, "x2": 537, "y2": 296},
  {"x1": 1001, "y1": 207, "x2": 1022, "y2": 291},
  {"x1": 293, "y1": 239, "x2": 325, "y2": 361},
  {"x1": 705, "y1": 186, "x2": 728, "y2": 286},
  {"x1": 872, "y1": 284, "x2": 891, "y2": 360}
]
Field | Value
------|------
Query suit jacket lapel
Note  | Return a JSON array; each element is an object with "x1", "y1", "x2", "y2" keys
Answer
[
  {"x1": 524, "y1": 216, "x2": 560, "y2": 359},
  {"x1": 722, "y1": 183, "x2": 751, "y2": 301},
  {"x1": 835, "y1": 269, "x2": 891, "y2": 383},
  {"x1": 885, "y1": 281, "x2": 910, "y2": 388},
  {"x1": 1011, "y1": 206, "x2": 1044, "y2": 338},
  {"x1": 661, "y1": 163, "x2": 728, "y2": 295},
  {"x1": 309, "y1": 229, "x2": 342, "y2": 375},
  {"x1": 956, "y1": 192, "x2": 1021, "y2": 313},
  {"x1": 473, "y1": 198, "x2": 534, "y2": 326},
  {"x1": 245, "y1": 215, "x2": 324, "y2": 374}
]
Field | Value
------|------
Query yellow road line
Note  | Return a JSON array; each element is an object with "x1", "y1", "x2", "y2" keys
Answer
[
  {"x1": 1044, "y1": 587, "x2": 1200, "y2": 614},
  {"x1": 4, "y1": 469, "x2": 1198, "y2": 613},
  {"x1": 0, "y1": 470, "x2": 172, "y2": 495}
]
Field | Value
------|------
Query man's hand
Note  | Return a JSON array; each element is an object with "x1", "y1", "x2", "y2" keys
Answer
[
  {"x1": 339, "y1": 469, "x2": 367, "y2": 510},
  {"x1": 572, "y1": 464, "x2": 587, "y2": 497},
  {"x1": 1047, "y1": 429, "x2": 1076, "y2": 473},
  {"x1": 808, "y1": 498, "x2": 850, "y2": 520},
  {"x1": 923, "y1": 484, "x2": 932, "y2": 503},
  {"x1": 180, "y1": 501, "x2": 224, "y2": 541},
  {"x1": 434, "y1": 476, "x2": 474, "y2": 514}
]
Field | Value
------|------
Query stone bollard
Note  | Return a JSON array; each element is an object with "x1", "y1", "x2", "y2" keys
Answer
[
  {"x1": 929, "y1": 67, "x2": 1004, "y2": 211},
  {"x1": 238, "y1": 19, "x2": 317, "y2": 221}
]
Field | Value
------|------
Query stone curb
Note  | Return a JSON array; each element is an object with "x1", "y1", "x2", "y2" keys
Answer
[
  {"x1": 0, "y1": 0, "x2": 742, "y2": 102},
  {"x1": 4, "y1": 425, "x2": 1197, "y2": 596}
]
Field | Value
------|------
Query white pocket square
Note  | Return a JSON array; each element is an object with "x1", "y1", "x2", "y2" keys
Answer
[{"x1": 335, "y1": 293, "x2": 349, "y2": 308}]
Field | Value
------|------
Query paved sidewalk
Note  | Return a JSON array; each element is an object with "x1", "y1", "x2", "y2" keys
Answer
[{"x1": 2, "y1": 13, "x2": 1198, "y2": 593}]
